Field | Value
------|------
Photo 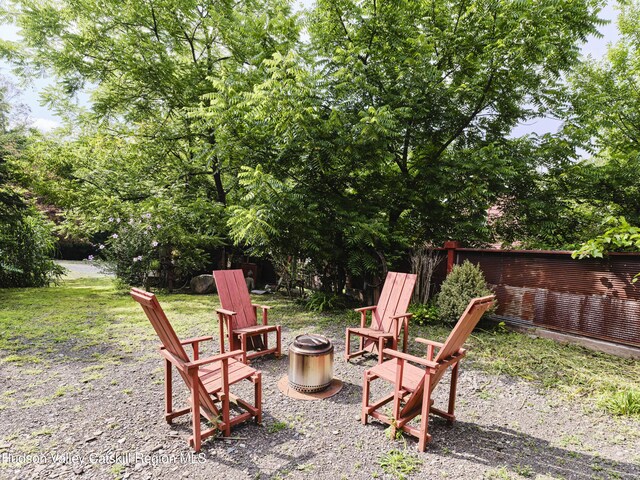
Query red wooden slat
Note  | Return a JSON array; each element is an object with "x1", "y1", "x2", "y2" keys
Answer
[
  {"x1": 380, "y1": 273, "x2": 405, "y2": 332},
  {"x1": 369, "y1": 361, "x2": 424, "y2": 390},
  {"x1": 200, "y1": 362, "x2": 256, "y2": 393},
  {"x1": 374, "y1": 272, "x2": 396, "y2": 329},
  {"x1": 230, "y1": 270, "x2": 254, "y2": 328}
]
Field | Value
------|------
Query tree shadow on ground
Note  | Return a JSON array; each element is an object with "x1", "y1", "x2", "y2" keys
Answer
[
  {"x1": 169, "y1": 411, "x2": 317, "y2": 480},
  {"x1": 398, "y1": 418, "x2": 639, "y2": 479}
]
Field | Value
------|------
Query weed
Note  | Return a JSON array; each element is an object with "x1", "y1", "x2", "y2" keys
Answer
[
  {"x1": 598, "y1": 389, "x2": 640, "y2": 416},
  {"x1": 81, "y1": 372, "x2": 104, "y2": 383},
  {"x1": 267, "y1": 421, "x2": 288, "y2": 434},
  {"x1": 54, "y1": 386, "x2": 76, "y2": 397},
  {"x1": 378, "y1": 448, "x2": 422, "y2": 480},
  {"x1": 483, "y1": 466, "x2": 512, "y2": 479},
  {"x1": 558, "y1": 435, "x2": 583, "y2": 448},
  {"x1": 110, "y1": 463, "x2": 125, "y2": 477},
  {"x1": 514, "y1": 464, "x2": 533, "y2": 477}
]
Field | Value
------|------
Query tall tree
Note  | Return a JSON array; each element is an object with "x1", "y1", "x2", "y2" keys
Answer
[
  {"x1": 221, "y1": 0, "x2": 606, "y2": 289},
  {"x1": 1, "y1": 0, "x2": 300, "y2": 283}
]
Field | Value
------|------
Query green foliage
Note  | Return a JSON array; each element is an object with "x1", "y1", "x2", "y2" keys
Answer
[
  {"x1": 598, "y1": 389, "x2": 640, "y2": 416},
  {"x1": 2, "y1": 0, "x2": 300, "y2": 287},
  {"x1": 378, "y1": 448, "x2": 422, "y2": 480},
  {"x1": 304, "y1": 291, "x2": 348, "y2": 313},
  {"x1": 0, "y1": 209, "x2": 63, "y2": 287},
  {"x1": 0, "y1": 81, "x2": 62, "y2": 287},
  {"x1": 573, "y1": 216, "x2": 640, "y2": 258},
  {"x1": 408, "y1": 303, "x2": 440, "y2": 327},
  {"x1": 437, "y1": 261, "x2": 494, "y2": 323},
  {"x1": 1, "y1": 0, "x2": 611, "y2": 290}
]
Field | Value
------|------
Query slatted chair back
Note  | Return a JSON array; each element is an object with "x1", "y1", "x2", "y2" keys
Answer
[
  {"x1": 130, "y1": 288, "x2": 219, "y2": 417},
  {"x1": 400, "y1": 295, "x2": 495, "y2": 417},
  {"x1": 372, "y1": 272, "x2": 417, "y2": 333},
  {"x1": 213, "y1": 269, "x2": 255, "y2": 331}
]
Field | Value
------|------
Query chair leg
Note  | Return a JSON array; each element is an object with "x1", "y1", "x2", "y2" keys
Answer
[
  {"x1": 448, "y1": 362, "x2": 459, "y2": 422},
  {"x1": 164, "y1": 359, "x2": 173, "y2": 423},
  {"x1": 222, "y1": 392, "x2": 231, "y2": 437},
  {"x1": 378, "y1": 337, "x2": 385, "y2": 364},
  {"x1": 275, "y1": 326, "x2": 282, "y2": 357},
  {"x1": 190, "y1": 370, "x2": 202, "y2": 452},
  {"x1": 361, "y1": 371, "x2": 370, "y2": 425},
  {"x1": 403, "y1": 323, "x2": 409, "y2": 353},
  {"x1": 344, "y1": 329, "x2": 351, "y2": 361},
  {"x1": 253, "y1": 372, "x2": 262, "y2": 424},
  {"x1": 418, "y1": 373, "x2": 433, "y2": 452}
]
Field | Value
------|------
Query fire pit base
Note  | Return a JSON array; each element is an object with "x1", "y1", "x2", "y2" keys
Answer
[{"x1": 277, "y1": 375, "x2": 343, "y2": 401}]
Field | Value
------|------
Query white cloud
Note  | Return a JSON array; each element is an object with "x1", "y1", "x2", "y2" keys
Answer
[{"x1": 31, "y1": 117, "x2": 60, "y2": 132}]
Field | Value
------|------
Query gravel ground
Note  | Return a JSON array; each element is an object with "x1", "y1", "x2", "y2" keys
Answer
[{"x1": 1, "y1": 325, "x2": 639, "y2": 480}]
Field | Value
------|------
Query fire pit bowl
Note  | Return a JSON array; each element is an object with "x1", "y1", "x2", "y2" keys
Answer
[{"x1": 288, "y1": 334, "x2": 334, "y2": 393}]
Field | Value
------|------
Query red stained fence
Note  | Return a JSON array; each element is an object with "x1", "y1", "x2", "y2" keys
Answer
[{"x1": 438, "y1": 246, "x2": 640, "y2": 348}]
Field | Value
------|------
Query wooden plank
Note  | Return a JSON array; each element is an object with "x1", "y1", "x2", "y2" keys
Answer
[
  {"x1": 375, "y1": 272, "x2": 397, "y2": 330},
  {"x1": 231, "y1": 269, "x2": 254, "y2": 328},
  {"x1": 381, "y1": 273, "x2": 406, "y2": 333}
]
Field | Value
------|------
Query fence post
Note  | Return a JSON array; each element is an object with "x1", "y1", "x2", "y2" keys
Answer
[{"x1": 443, "y1": 241, "x2": 460, "y2": 274}]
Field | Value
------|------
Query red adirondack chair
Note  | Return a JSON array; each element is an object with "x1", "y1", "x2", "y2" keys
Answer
[
  {"x1": 361, "y1": 295, "x2": 495, "y2": 451},
  {"x1": 345, "y1": 271, "x2": 417, "y2": 363},
  {"x1": 131, "y1": 288, "x2": 262, "y2": 452},
  {"x1": 213, "y1": 269, "x2": 282, "y2": 361}
]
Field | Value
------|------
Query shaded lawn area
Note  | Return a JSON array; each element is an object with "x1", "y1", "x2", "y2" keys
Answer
[{"x1": 1, "y1": 277, "x2": 638, "y2": 416}]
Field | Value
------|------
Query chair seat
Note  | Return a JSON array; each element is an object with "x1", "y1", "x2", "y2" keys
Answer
[
  {"x1": 199, "y1": 359, "x2": 257, "y2": 393},
  {"x1": 233, "y1": 325, "x2": 277, "y2": 335},
  {"x1": 368, "y1": 359, "x2": 425, "y2": 392},
  {"x1": 348, "y1": 327, "x2": 394, "y2": 338}
]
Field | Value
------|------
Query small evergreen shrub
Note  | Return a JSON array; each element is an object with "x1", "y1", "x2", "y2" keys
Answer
[
  {"x1": 437, "y1": 260, "x2": 494, "y2": 323},
  {"x1": 408, "y1": 303, "x2": 440, "y2": 326}
]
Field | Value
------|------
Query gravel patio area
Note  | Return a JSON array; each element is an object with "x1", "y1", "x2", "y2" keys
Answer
[{"x1": 1, "y1": 322, "x2": 639, "y2": 480}]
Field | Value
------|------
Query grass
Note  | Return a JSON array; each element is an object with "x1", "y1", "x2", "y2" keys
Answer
[
  {"x1": 378, "y1": 448, "x2": 422, "y2": 480},
  {"x1": 267, "y1": 421, "x2": 289, "y2": 434},
  {"x1": 409, "y1": 321, "x2": 640, "y2": 417},
  {"x1": 1, "y1": 278, "x2": 639, "y2": 418}
]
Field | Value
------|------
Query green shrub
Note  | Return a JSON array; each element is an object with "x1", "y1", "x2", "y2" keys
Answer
[
  {"x1": 437, "y1": 260, "x2": 494, "y2": 323},
  {"x1": 0, "y1": 209, "x2": 63, "y2": 287},
  {"x1": 408, "y1": 303, "x2": 440, "y2": 326},
  {"x1": 304, "y1": 291, "x2": 348, "y2": 312}
]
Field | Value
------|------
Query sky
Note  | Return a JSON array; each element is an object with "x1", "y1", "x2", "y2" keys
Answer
[{"x1": 0, "y1": 1, "x2": 621, "y2": 134}]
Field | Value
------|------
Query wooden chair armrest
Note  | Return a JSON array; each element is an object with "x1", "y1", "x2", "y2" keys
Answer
[
  {"x1": 186, "y1": 349, "x2": 246, "y2": 371},
  {"x1": 216, "y1": 308, "x2": 237, "y2": 316},
  {"x1": 252, "y1": 304, "x2": 271, "y2": 310},
  {"x1": 391, "y1": 312, "x2": 413, "y2": 320},
  {"x1": 252, "y1": 304, "x2": 271, "y2": 325},
  {"x1": 354, "y1": 305, "x2": 377, "y2": 313},
  {"x1": 159, "y1": 349, "x2": 189, "y2": 372},
  {"x1": 415, "y1": 338, "x2": 444, "y2": 349},
  {"x1": 177, "y1": 335, "x2": 213, "y2": 347},
  {"x1": 382, "y1": 348, "x2": 439, "y2": 369}
]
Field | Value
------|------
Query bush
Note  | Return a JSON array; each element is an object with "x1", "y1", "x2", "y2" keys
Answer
[
  {"x1": 304, "y1": 291, "x2": 348, "y2": 312},
  {"x1": 408, "y1": 303, "x2": 440, "y2": 326},
  {"x1": 437, "y1": 260, "x2": 494, "y2": 323},
  {"x1": 0, "y1": 209, "x2": 63, "y2": 287}
]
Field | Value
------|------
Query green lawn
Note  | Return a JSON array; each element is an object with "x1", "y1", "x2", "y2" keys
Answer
[{"x1": 1, "y1": 277, "x2": 638, "y2": 417}]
